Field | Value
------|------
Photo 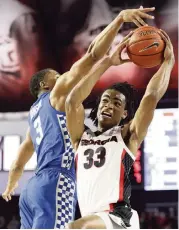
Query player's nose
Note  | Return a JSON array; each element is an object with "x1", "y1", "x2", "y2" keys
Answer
[{"x1": 107, "y1": 102, "x2": 114, "y2": 109}]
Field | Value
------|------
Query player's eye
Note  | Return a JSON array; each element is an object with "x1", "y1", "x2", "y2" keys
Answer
[
  {"x1": 102, "y1": 99, "x2": 108, "y2": 103},
  {"x1": 115, "y1": 102, "x2": 121, "y2": 107}
]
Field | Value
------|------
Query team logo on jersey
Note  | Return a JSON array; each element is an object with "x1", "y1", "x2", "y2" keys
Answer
[{"x1": 81, "y1": 135, "x2": 118, "y2": 146}]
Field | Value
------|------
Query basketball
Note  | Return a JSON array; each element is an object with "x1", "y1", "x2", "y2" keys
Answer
[{"x1": 127, "y1": 26, "x2": 165, "y2": 68}]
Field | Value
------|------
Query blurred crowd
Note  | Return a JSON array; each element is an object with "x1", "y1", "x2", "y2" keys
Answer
[
  {"x1": 0, "y1": 215, "x2": 20, "y2": 229},
  {"x1": 140, "y1": 208, "x2": 178, "y2": 229}
]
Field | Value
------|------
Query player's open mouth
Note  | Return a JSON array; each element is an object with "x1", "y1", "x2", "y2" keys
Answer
[{"x1": 101, "y1": 111, "x2": 112, "y2": 118}]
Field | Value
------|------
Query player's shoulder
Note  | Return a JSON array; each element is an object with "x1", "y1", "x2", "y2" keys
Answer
[
  {"x1": 49, "y1": 72, "x2": 70, "y2": 112},
  {"x1": 51, "y1": 71, "x2": 69, "y2": 96}
]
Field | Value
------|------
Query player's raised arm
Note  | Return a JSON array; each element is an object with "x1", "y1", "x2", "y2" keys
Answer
[
  {"x1": 65, "y1": 34, "x2": 132, "y2": 149},
  {"x1": 51, "y1": 7, "x2": 155, "y2": 107},
  {"x1": 129, "y1": 30, "x2": 175, "y2": 149},
  {"x1": 65, "y1": 57, "x2": 111, "y2": 149},
  {"x1": 2, "y1": 128, "x2": 34, "y2": 202}
]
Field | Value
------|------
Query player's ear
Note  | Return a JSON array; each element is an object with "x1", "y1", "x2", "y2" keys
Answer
[
  {"x1": 40, "y1": 81, "x2": 45, "y2": 88},
  {"x1": 40, "y1": 81, "x2": 49, "y2": 90},
  {"x1": 122, "y1": 110, "x2": 128, "y2": 120}
]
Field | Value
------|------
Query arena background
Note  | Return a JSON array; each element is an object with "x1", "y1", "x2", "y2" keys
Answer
[{"x1": 0, "y1": 0, "x2": 178, "y2": 228}]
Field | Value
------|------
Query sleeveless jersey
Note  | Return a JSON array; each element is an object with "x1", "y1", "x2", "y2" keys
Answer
[
  {"x1": 28, "y1": 92, "x2": 75, "y2": 178},
  {"x1": 76, "y1": 125, "x2": 135, "y2": 225}
]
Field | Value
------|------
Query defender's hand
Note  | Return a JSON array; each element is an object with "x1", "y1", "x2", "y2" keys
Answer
[
  {"x1": 120, "y1": 6, "x2": 155, "y2": 27},
  {"x1": 110, "y1": 31, "x2": 133, "y2": 66}
]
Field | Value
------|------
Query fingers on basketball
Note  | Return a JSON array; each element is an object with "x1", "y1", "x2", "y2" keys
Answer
[
  {"x1": 122, "y1": 31, "x2": 134, "y2": 42},
  {"x1": 118, "y1": 38, "x2": 130, "y2": 55},
  {"x1": 113, "y1": 32, "x2": 133, "y2": 63},
  {"x1": 160, "y1": 30, "x2": 171, "y2": 43},
  {"x1": 127, "y1": 26, "x2": 166, "y2": 67},
  {"x1": 119, "y1": 42, "x2": 131, "y2": 63},
  {"x1": 159, "y1": 30, "x2": 172, "y2": 49},
  {"x1": 118, "y1": 34, "x2": 132, "y2": 54}
]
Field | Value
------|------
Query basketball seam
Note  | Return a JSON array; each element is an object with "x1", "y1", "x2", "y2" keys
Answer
[
  {"x1": 128, "y1": 51, "x2": 163, "y2": 56},
  {"x1": 128, "y1": 37, "x2": 163, "y2": 46}
]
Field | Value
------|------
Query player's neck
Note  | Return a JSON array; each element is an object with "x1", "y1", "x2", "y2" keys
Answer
[
  {"x1": 38, "y1": 90, "x2": 49, "y2": 98},
  {"x1": 97, "y1": 124, "x2": 113, "y2": 133}
]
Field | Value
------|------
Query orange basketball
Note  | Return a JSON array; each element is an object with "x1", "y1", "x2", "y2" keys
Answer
[{"x1": 127, "y1": 26, "x2": 165, "y2": 68}]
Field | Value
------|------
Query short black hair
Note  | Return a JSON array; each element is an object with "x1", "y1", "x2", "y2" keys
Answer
[
  {"x1": 89, "y1": 82, "x2": 137, "y2": 126},
  {"x1": 29, "y1": 68, "x2": 52, "y2": 99}
]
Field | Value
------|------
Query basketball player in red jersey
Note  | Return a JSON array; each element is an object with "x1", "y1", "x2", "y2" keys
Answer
[{"x1": 65, "y1": 29, "x2": 175, "y2": 228}]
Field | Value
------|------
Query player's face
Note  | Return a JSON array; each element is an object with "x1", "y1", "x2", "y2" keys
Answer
[
  {"x1": 44, "y1": 70, "x2": 61, "y2": 90},
  {"x1": 97, "y1": 89, "x2": 127, "y2": 129}
]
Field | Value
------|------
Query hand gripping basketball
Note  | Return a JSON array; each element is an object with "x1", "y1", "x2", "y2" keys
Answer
[
  {"x1": 127, "y1": 26, "x2": 166, "y2": 68},
  {"x1": 159, "y1": 29, "x2": 175, "y2": 65},
  {"x1": 110, "y1": 31, "x2": 134, "y2": 66}
]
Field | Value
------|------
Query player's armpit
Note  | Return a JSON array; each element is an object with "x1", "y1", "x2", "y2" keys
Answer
[
  {"x1": 129, "y1": 92, "x2": 157, "y2": 148},
  {"x1": 65, "y1": 102, "x2": 85, "y2": 150}
]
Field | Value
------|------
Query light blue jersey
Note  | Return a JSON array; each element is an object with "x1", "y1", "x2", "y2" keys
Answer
[{"x1": 29, "y1": 92, "x2": 75, "y2": 177}]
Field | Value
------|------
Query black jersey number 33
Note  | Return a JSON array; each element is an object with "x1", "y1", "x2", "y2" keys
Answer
[{"x1": 84, "y1": 147, "x2": 106, "y2": 169}]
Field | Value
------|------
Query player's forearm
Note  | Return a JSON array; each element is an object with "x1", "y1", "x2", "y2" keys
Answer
[
  {"x1": 88, "y1": 14, "x2": 124, "y2": 60},
  {"x1": 56, "y1": 14, "x2": 123, "y2": 98},
  {"x1": 145, "y1": 60, "x2": 174, "y2": 101},
  {"x1": 68, "y1": 57, "x2": 111, "y2": 106},
  {"x1": 6, "y1": 138, "x2": 33, "y2": 192},
  {"x1": 70, "y1": 14, "x2": 123, "y2": 78},
  {"x1": 6, "y1": 163, "x2": 23, "y2": 191}
]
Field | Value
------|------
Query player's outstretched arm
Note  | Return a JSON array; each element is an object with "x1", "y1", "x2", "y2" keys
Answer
[
  {"x1": 65, "y1": 34, "x2": 132, "y2": 149},
  {"x1": 2, "y1": 128, "x2": 34, "y2": 202},
  {"x1": 65, "y1": 57, "x2": 111, "y2": 149},
  {"x1": 51, "y1": 7, "x2": 155, "y2": 111},
  {"x1": 129, "y1": 30, "x2": 175, "y2": 150}
]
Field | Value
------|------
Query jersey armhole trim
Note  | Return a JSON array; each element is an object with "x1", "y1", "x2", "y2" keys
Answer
[{"x1": 118, "y1": 130, "x2": 135, "y2": 161}]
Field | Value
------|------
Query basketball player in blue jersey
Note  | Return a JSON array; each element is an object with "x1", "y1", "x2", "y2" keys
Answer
[
  {"x1": 65, "y1": 30, "x2": 174, "y2": 229},
  {"x1": 2, "y1": 7, "x2": 155, "y2": 229}
]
